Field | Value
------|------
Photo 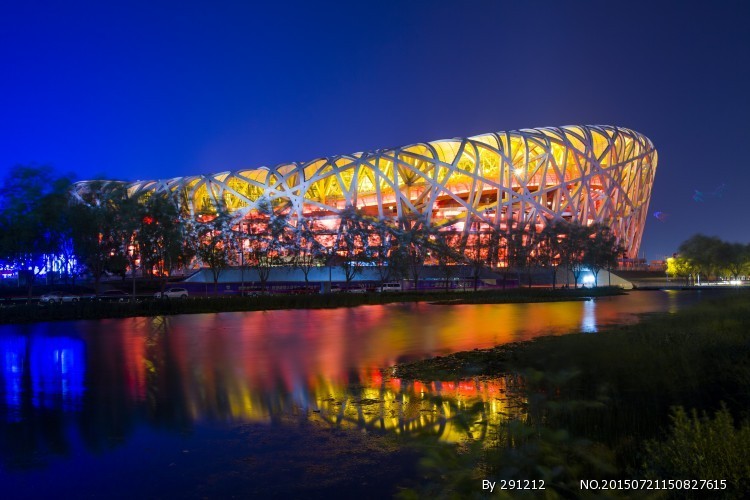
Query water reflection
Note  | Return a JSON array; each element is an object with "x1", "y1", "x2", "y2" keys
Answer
[
  {"x1": 665, "y1": 289, "x2": 680, "y2": 314},
  {"x1": 581, "y1": 299, "x2": 597, "y2": 332},
  {"x1": 0, "y1": 291, "x2": 709, "y2": 466},
  {"x1": 1, "y1": 333, "x2": 84, "y2": 423}
]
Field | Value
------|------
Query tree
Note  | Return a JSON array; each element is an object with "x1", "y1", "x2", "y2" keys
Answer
[
  {"x1": 583, "y1": 223, "x2": 622, "y2": 287},
  {"x1": 69, "y1": 181, "x2": 119, "y2": 294},
  {"x1": 462, "y1": 217, "x2": 495, "y2": 291},
  {"x1": 37, "y1": 172, "x2": 77, "y2": 283},
  {"x1": 0, "y1": 165, "x2": 75, "y2": 298},
  {"x1": 432, "y1": 228, "x2": 462, "y2": 291},
  {"x1": 105, "y1": 187, "x2": 142, "y2": 297},
  {"x1": 195, "y1": 206, "x2": 237, "y2": 293},
  {"x1": 556, "y1": 222, "x2": 589, "y2": 289},
  {"x1": 674, "y1": 236, "x2": 750, "y2": 284},
  {"x1": 244, "y1": 198, "x2": 291, "y2": 291},
  {"x1": 537, "y1": 220, "x2": 569, "y2": 289},
  {"x1": 370, "y1": 218, "x2": 402, "y2": 288},
  {"x1": 505, "y1": 221, "x2": 535, "y2": 288},
  {"x1": 667, "y1": 255, "x2": 694, "y2": 286},
  {"x1": 58, "y1": 235, "x2": 79, "y2": 285},
  {"x1": 173, "y1": 207, "x2": 199, "y2": 277},
  {"x1": 723, "y1": 242, "x2": 750, "y2": 280},
  {"x1": 678, "y1": 234, "x2": 724, "y2": 284},
  {"x1": 393, "y1": 214, "x2": 432, "y2": 290},
  {"x1": 335, "y1": 206, "x2": 373, "y2": 288},
  {"x1": 106, "y1": 253, "x2": 129, "y2": 280},
  {"x1": 138, "y1": 191, "x2": 188, "y2": 294},
  {"x1": 290, "y1": 216, "x2": 325, "y2": 287}
]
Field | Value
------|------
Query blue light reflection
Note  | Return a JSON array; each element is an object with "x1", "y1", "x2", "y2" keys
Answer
[
  {"x1": 1, "y1": 333, "x2": 85, "y2": 421},
  {"x1": 581, "y1": 299, "x2": 597, "y2": 333}
]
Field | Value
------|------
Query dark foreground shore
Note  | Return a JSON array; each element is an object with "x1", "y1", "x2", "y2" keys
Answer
[{"x1": 391, "y1": 290, "x2": 750, "y2": 497}]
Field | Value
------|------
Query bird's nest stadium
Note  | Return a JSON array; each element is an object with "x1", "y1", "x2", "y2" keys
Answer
[{"x1": 74, "y1": 124, "x2": 657, "y2": 259}]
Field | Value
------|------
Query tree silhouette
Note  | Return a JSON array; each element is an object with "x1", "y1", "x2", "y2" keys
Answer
[
  {"x1": 0, "y1": 165, "x2": 75, "y2": 297},
  {"x1": 195, "y1": 205, "x2": 237, "y2": 293},
  {"x1": 583, "y1": 223, "x2": 621, "y2": 287},
  {"x1": 335, "y1": 206, "x2": 372, "y2": 288},
  {"x1": 244, "y1": 198, "x2": 291, "y2": 291}
]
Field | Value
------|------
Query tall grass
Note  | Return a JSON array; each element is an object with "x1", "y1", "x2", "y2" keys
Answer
[
  {"x1": 643, "y1": 405, "x2": 750, "y2": 496},
  {"x1": 395, "y1": 292, "x2": 750, "y2": 497}
]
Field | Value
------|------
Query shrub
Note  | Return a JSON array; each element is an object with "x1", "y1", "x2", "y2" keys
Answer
[{"x1": 643, "y1": 405, "x2": 750, "y2": 496}]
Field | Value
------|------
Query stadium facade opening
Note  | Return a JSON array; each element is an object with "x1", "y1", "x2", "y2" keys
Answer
[{"x1": 74, "y1": 125, "x2": 657, "y2": 260}]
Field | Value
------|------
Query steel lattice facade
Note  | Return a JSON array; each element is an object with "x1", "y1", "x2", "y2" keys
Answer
[{"x1": 75, "y1": 124, "x2": 657, "y2": 259}]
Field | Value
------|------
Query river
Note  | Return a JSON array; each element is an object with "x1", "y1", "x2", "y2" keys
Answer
[{"x1": 0, "y1": 290, "x2": 708, "y2": 497}]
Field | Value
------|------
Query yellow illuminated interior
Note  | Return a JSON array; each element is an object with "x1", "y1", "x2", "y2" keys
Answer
[{"x1": 74, "y1": 125, "x2": 657, "y2": 259}]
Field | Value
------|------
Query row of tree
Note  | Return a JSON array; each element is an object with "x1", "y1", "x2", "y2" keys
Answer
[
  {"x1": 0, "y1": 166, "x2": 77, "y2": 296},
  {"x1": 0, "y1": 165, "x2": 623, "y2": 296},
  {"x1": 669, "y1": 234, "x2": 750, "y2": 284}
]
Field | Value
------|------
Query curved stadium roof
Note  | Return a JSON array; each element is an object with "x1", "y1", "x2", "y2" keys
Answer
[{"x1": 74, "y1": 125, "x2": 657, "y2": 259}]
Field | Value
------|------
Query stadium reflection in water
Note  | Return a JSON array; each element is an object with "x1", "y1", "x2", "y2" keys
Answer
[{"x1": 0, "y1": 292, "x2": 702, "y2": 463}]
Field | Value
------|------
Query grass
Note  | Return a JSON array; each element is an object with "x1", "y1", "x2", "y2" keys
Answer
[
  {"x1": 393, "y1": 292, "x2": 750, "y2": 496},
  {"x1": 0, "y1": 286, "x2": 624, "y2": 324},
  {"x1": 643, "y1": 405, "x2": 750, "y2": 491}
]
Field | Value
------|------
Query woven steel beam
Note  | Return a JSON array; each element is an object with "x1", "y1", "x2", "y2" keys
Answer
[{"x1": 74, "y1": 125, "x2": 657, "y2": 259}]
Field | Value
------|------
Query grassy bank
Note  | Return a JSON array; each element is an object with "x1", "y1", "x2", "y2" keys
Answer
[
  {"x1": 394, "y1": 292, "x2": 750, "y2": 497},
  {"x1": 0, "y1": 286, "x2": 624, "y2": 324}
]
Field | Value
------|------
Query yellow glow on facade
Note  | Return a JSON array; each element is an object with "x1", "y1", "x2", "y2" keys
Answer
[{"x1": 74, "y1": 125, "x2": 657, "y2": 258}]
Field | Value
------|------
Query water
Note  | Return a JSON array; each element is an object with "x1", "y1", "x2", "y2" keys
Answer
[{"x1": 0, "y1": 290, "x2": 707, "y2": 497}]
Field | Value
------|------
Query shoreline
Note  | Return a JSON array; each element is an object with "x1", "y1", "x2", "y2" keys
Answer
[
  {"x1": 393, "y1": 287, "x2": 750, "y2": 382},
  {"x1": 0, "y1": 287, "x2": 626, "y2": 325},
  {"x1": 388, "y1": 292, "x2": 750, "y2": 493}
]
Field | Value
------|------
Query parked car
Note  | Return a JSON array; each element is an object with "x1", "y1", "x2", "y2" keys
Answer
[
  {"x1": 39, "y1": 291, "x2": 80, "y2": 303},
  {"x1": 376, "y1": 282, "x2": 402, "y2": 292},
  {"x1": 154, "y1": 287, "x2": 189, "y2": 299},
  {"x1": 97, "y1": 289, "x2": 131, "y2": 302},
  {"x1": 346, "y1": 285, "x2": 368, "y2": 294}
]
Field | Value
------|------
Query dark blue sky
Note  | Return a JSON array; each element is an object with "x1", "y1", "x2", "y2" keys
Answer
[{"x1": 2, "y1": 0, "x2": 749, "y2": 259}]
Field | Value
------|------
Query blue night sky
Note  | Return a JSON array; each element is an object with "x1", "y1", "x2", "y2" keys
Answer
[{"x1": 1, "y1": 0, "x2": 749, "y2": 259}]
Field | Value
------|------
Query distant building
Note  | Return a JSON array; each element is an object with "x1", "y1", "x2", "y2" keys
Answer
[
  {"x1": 649, "y1": 260, "x2": 667, "y2": 272},
  {"x1": 74, "y1": 125, "x2": 657, "y2": 260}
]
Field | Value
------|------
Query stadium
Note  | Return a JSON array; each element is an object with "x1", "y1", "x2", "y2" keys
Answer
[{"x1": 74, "y1": 125, "x2": 657, "y2": 260}]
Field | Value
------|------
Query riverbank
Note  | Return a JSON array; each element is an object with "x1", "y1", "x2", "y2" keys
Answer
[
  {"x1": 0, "y1": 286, "x2": 625, "y2": 324},
  {"x1": 392, "y1": 291, "x2": 750, "y2": 496}
]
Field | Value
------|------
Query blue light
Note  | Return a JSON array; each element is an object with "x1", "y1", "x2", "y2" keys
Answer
[
  {"x1": 1, "y1": 336, "x2": 27, "y2": 422},
  {"x1": 30, "y1": 336, "x2": 85, "y2": 410},
  {"x1": 1, "y1": 333, "x2": 85, "y2": 420}
]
